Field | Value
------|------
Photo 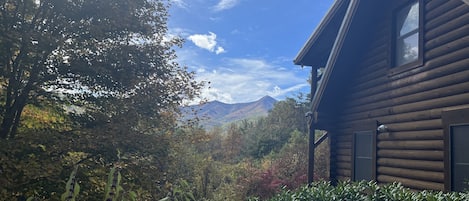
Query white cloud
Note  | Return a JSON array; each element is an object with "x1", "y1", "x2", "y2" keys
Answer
[
  {"x1": 213, "y1": 0, "x2": 240, "y2": 11},
  {"x1": 229, "y1": 58, "x2": 269, "y2": 69},
  {"x1": 171, "y1": 0, "x2": 187, "y2": 9},
  {"x1": 230, "y1": 29, "x2": 241, "y2": 35},
  {"x1": 196, "y1": 67, "x2": 206, "y2": 73},
  {"x1": 187, "y1": 32, "x2": 226, "y2": 54},
  {"x1": 174, "y1": 44, "x2": 309, "y2": 104},
  {"x1": 209, "y1": 17, "x2": 222, "y2": 22},
  {"x1": 267, "y1": 83, "x2": 310, "y2": 98},
  {"x1": 188, "y1": 58, "x2": 309, "y2": 104},
  {"x1": 188, "y1": 32, "x2": 217, "y2": 51},
  {"x1": 271, "y1": 86, "x2": 282, "y2": 96},
  {"x1": 215, "y1": 46, "x2": 225, "y2": 54}
]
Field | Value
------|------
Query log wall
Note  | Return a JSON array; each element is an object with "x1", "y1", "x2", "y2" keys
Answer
[{"x1": 329, "y1": 0, "x2": 469, "y2": 191}]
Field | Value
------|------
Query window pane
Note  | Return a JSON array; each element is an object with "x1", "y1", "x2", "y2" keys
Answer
[
  {"x1": 396, "y1": 33, "x2": 419, "y2": 66},
  {"x1": 355, "y1": 158, "x2": 373, "y2": 181},
  {"x1": 354, "y1": 131, "x2": 373, "y2": 181},
  {"x1": 356, "y1": 133, "x2": 372, "y2": 157},
  {"x1": 397, "y1": 2, "x2": 419, "y2": 36}
]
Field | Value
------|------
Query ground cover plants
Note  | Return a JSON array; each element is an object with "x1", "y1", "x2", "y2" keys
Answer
[{"x1": 263, "y1": 180, "x2": 469, "y2": 201}]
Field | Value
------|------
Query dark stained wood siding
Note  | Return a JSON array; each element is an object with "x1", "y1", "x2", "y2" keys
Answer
[{"x1": 329, "y1": 0, "x2": 469, "y2": 191}]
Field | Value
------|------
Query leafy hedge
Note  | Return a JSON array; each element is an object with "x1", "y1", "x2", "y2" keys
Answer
[{"x1": 257, "y1": 181, "x2": 469, "y2": 201}]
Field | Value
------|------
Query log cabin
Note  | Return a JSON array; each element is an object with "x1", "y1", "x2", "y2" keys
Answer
[{"x1": 294, "y1": 0, "x2": 469, "y2": 192}]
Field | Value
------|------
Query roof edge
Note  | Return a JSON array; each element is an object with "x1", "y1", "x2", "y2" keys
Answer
[
  {"x1": 311, "y1": 0, "x2": 361, "y2": 113},
  {"x1": 293, "y1": 0, "x2": 347, "y2": 66}
]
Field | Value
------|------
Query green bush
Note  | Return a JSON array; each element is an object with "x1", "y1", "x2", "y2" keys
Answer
[{"x1": 264, "y1": 180, "x2": 469, "y2": 201}]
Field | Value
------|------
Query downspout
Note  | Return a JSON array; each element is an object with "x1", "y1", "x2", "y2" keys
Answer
[{"x1": 307, "y1": 67, "x2": 318, "y2": 184}]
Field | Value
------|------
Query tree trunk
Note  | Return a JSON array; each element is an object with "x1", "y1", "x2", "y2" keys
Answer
[
  {"x1": 0, "y1": 98, "x2": 27, "y2": 139},
  {"x1": 0, "y1": 67, "x2": 35, "y2": 139},
  {"x1": 0, "y1": 39, "x2": 29, "y2": 139},
  {"x1": 0, "y1": 112, "x2": 14, "y2": 139}
]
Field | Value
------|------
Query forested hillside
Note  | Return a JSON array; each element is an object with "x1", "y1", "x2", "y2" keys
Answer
[
  {"x1": 181, "y1": 95, "x2": 277, "y2": 129},
  {"x1": 1, "y1": 94, "x2": 329, "y2": 200},
  {"x1": 0, "y1": 0, "x2": 329, "y2": 200}
]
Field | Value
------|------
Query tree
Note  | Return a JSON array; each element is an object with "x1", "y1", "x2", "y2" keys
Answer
[
  {"x1": 241, "y1": 97, "x2": 309, "y2": 158},
  {"x1": 222, "y1": 123, "x2": 244, "y2": 163},
  {"x1": 0, "y1": 0, "x2": 201, "y2": 138}
]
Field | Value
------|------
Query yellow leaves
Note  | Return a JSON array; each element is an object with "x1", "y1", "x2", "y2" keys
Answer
[
  {"x1": 28, "y1": 144, "x2": 47, "y2": 152},
  {"x1": 63, "y1": 152, "x2": 89, "y2": 166},
  {"x1": 19, "y1": 104, "x2": 72, "y2": 132},
  {"x1": 261, "y1": 158, "x2": 274, "y2": 170},
  {"x1": 4, "y1": 2, "x2": 17, "y2": 11},
  {"x1": 37, "y1": 144, "x2": 46, "y2": 152}
]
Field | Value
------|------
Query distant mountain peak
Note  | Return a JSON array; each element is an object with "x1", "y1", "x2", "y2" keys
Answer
[
  {"x1": 181, "y1": 95, "x2": 278, "y2": 129},
  {"x1": 208, "y1": 95, "x2": 276, "y2": 105},
  {"x1": 258, "y1": 95, "x2": 277, "y2": 102},
  {"x1": 260, "y1": 95, "x2": 275, "y2": 99}
]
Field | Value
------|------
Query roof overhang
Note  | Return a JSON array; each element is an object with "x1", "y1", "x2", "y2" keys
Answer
[
  {"x1": 312, "y1": 0, "x2": 361, "y2": 113},
  {"x1": 293, "y1": 0, "x2": 350, "y2": 68},
  {"x1": 294, "y1": 0, "x2": 361, "y2": 116}
]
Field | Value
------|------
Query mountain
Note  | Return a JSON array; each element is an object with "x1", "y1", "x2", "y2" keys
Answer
[{"x1": 181, "y1": 96, "x2": 277, "y2": 129}]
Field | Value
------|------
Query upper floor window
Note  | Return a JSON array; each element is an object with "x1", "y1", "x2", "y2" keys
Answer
[{"x1": 393, "y1": 0, "x2": 422, "y2": 68}]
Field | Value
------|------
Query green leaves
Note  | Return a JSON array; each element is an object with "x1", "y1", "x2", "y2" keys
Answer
[
  {"x1": 103, "y1": 166, "x2": 123, "y2": 201},
  {"x1": 0, "y1": 0, "x2": 202, "y2": 138},
  {"x1": 167, "y1": 179, "x2": 196, "y2": 201},
  {"x1": 61, "y1": 166, "x2": 80, "y2": 201},
  {"x1": 267, "y1": 181, "x2": 469, "y2": 201}
]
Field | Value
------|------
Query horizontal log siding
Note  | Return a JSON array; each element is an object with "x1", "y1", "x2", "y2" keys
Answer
[
  {"x1": 331, "y1": 132, "x2": 352, "y2": 180},
  {"x1": 329, "y1": 0, "x2": 469, "y2": 191}
]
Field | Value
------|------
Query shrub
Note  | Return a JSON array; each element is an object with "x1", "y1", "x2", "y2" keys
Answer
[{"x1": 266, "y1": 180, "x2": 469, "y2": 201}]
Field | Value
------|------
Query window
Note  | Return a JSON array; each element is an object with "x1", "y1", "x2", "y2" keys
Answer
[
  {"x1": 393, "y1": 0, "x2": 423, "y2": 68},
  {"x1": 353, "y1": 131, "x2": 374, "y2": 181},
  {"x1": 443, "y1": 108, "x2": 469, "y2": 191}
]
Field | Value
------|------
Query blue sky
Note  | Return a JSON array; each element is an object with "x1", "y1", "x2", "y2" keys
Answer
[{"x1": 168, "y1": 0, "x2": 334, "y2": 104}]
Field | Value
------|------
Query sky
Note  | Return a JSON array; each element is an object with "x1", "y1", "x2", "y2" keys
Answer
[{"x1": 168, "y1": 0, "x2": 334, "y2": 104}]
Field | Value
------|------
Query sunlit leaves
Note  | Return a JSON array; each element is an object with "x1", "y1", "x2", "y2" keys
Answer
[
  {"x1": 0, "y1": 0, "x2": 202, "y2": 138},
  {"x1": 19, "y1": 104, "x2": 72, "y2": 132}
]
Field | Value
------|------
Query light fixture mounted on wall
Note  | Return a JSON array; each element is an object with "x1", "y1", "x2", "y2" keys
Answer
[{"x1": 376, "y1": 120, "x2": 389, "y2": 133}]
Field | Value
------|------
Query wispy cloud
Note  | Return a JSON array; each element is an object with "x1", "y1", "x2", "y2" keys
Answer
[
  {"x1": 187, "y1": 32, "x2": 226, "y2": 54},
  {"x1": 188, "y1": 58, "x2": 309, "y2": 104},
  {"x1": 169, "y1": 27, "x2": 192, "y2": 37},
  {"x1": 170, "y1": 0, "x2": 188, "y2": 9},
  {"x1": 213, "y1": 0, "x2": 240, "y2": 12},
  {"x1": 169, "y1": 0, "x2": 333, "y2": 104},
  {"x1": 170, "y1": 0, "x2": 187, "y2": 9}
]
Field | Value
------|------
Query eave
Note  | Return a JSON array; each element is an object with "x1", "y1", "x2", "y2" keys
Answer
[
  {"x1": 293, "y1": 0, "x2": 350, "y2": 68},
  {"x1": 294, "y1": 0, "x2": 361, "y2": 121}
]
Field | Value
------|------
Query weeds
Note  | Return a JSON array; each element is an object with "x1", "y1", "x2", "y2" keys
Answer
[
  {"x1": 61, "y1": 165, "x2": 80, "y2": 201},
  {"x1": 27, "y1": 150, "x2": 138, "y2": 201}
]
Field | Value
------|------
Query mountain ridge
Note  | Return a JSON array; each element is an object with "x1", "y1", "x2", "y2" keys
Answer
[{"x1": 181, "y1": 96, "x2": 277, "y2": 129}]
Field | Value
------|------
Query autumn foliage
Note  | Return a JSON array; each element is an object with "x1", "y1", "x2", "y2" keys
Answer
[{"x1": 0, "y1": 0, "x2": 328, "y2": 199}]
